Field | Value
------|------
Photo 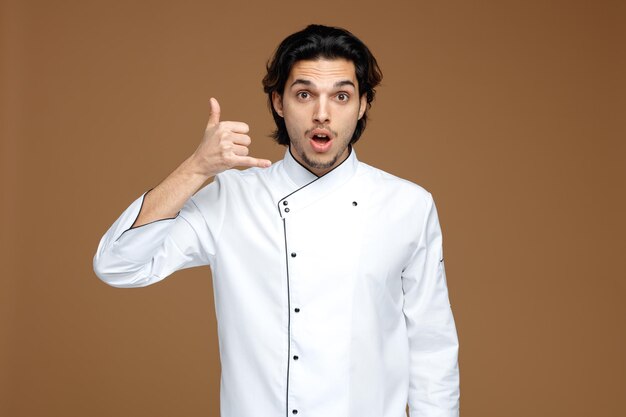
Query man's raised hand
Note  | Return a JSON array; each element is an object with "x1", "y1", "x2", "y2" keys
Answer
[{"x1": 190, "y1": 97, "x2": 272, "y2": 178}]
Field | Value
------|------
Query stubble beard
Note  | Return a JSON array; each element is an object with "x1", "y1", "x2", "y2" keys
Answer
[
  {"x1": 301, "y1": 148, "x2": 342, "y2": 170},
  {"x1": 290, "y1": 125, "x2": 354, "y2": 172},
  {"x1": 291, "y1": 137, "x2": 351, "y2": 172}
]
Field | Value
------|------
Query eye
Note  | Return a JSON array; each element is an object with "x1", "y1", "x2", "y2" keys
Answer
[
  {"x1": 337, "y1": 93, "x2": 349, "y2": 102},
  {"x1": 297, "y1": 91, "x2": 310, "y2": 100}
]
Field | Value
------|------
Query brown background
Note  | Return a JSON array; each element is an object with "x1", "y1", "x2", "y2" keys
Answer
[{"x1": 1, "y1": 0, "x2": 624, "y2": 416}]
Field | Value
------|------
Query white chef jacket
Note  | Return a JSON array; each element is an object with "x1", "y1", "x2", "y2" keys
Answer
[{"x1": 93, "y1": 147, "x2": 460, "y2": 417}]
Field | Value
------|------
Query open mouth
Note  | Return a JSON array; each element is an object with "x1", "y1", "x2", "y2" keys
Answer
[
  {"x1": 312, "y1": 134, "x2": 331, "y2": 144},
  {"x1": 309, "y1": 130, "x2": 333, "y2": 152}
]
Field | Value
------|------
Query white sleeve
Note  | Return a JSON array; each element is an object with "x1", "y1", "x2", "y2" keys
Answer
[
  {"x1": 402, "y1": 193, "x2": 460, "y2": 417},
  {"x1": 93, "y1": 176, "x2": 226, "y2": 288}
]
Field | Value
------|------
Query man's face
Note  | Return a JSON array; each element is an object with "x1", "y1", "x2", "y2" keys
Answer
[{"x1": 272, "y1": 58, "x2": 367, "y2": 176}]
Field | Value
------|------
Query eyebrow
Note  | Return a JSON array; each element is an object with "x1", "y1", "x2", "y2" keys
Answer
[{"x1": 289, "y1": 79, "x2": 356, "y2": 89}]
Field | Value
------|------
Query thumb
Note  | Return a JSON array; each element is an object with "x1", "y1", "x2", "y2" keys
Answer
[{"x1": 207, "y1": 97, "x2": 221, "y2": 127}]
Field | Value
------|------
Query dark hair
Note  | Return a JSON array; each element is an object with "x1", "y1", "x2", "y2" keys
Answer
[{"x1": 262, "y1": 24, "x2": 383, "y2": 146}]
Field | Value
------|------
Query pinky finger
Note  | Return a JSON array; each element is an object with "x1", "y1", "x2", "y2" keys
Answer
[{"x1": 236, "y1": 156, "x2": 272, "y2": 168}]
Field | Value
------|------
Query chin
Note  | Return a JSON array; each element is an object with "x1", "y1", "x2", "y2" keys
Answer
[{"x1": 303, "y1": 153, "x2": 338, "y2": 170}]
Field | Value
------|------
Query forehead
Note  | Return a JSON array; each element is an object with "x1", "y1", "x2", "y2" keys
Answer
[{"x1": 287, "y1": 58, "x2": 357, "y2": 84}]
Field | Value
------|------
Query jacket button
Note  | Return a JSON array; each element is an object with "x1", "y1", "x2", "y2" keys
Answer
[
  {"x1": 283, "y1": 201, "x2": 288, "y2": 206},
  {"x1": 291, "y1": 252, "x2": 297, "y2": 258},
  {"x1": 293, "y1": 355, "x2": 299, "y2": 360},
  {"x1": 294, "y1": 308, "x2": 300, "y2": 313},
  {"x1": 352, "y1": 201, "x2": 358, "y2": 206},
  {"x1": 284, "y1": 208, "x2": 290, "y2": 213},
  {"x1": 292, "y1": 410, "x2": 298, "y2": 414}
]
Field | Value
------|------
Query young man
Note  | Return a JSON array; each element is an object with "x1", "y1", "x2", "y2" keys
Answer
[{"x1": 94, "y1": 24, "x2": 460, "y2": 417}]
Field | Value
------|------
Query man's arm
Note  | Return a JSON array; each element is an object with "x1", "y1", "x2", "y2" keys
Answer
[
  {"x1": 402, "y1": 193, "x2": 460, "y2": 417},
  {"x1": 93, "y1": 98, "x2": 271, "y2": 287},
  {"x1": 131, "y1": 97, "x2": 271, "y2": 227}
]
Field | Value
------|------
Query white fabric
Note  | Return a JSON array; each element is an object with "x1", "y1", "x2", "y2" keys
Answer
[{"x1": 93, "y1": 147, "x2": 460, "y2": 417}]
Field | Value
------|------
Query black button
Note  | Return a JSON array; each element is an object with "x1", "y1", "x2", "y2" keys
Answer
[
  {"x1": 294, "y1": 308, "x2": 300, "y2": 313},
  {"x1": 291, "y1": 252, "x2": 297, "y2": 258},
  {"x1": 293, "y1": 355, "x2": 299, "y2": 360},
  {"x1": 352, "y1": 201, "x2": 358, "y2": 206},
  {"x1": 283, "y1": 201, "x2": 288, "y2": 206},
  {"x1": 292, "y1": 410, "x2": 298, "y2": 414},
  {"x1": 284, "y1": 208, "x2": 290, "y2": 213}
]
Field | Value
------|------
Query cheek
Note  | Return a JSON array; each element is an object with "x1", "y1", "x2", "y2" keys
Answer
[
  {"x1": 283, "y1": 115, "x2": 304, "y2": 140},
  {"x1": 283, "y1": 103, "x2": 304, "y2": 123},
  {"x1": 284, "y1": 108, "x2": 309, "y2": 129},
  {"x1": 342, "y1": 110, "x2": 360, "y2": 129},
  {"x1": 284, "y1": 112, "x2": 303, "y2": 131}
]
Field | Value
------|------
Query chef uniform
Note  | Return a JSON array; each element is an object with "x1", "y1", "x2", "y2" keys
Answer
[{"x1": 93, "y1": 146, "x2": 460, "y2": 417}]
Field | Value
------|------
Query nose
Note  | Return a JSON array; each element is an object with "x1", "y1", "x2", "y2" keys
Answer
[{"x1": 313, "y1": 96, "x2": 330, "y2": 124}]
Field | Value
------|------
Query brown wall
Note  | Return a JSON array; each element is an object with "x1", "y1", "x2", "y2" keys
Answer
[{"x1": 2, "y1": 1, "x2": 624, "y2": 416}]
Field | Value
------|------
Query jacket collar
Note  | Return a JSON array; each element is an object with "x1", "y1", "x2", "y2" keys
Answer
[
  {"x1": 282, "y1": 146, "x2": 318, "y2": 187},
  {"x1": 277, "y1": 145, "x2": 360, "y2": 218},
  {"x1": 282, "y1": 145, "x2": 359, "y2": 188}
]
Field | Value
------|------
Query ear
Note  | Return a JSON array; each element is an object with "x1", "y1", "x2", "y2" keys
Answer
[
  {"x1": 357, "y1": 94, "x2": 367, "y2": 120},
  {"x1": 272, "y1": 91, "x2": 284, "y2": 117}
]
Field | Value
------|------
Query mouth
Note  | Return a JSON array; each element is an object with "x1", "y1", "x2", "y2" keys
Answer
[
  {"x1": 312, "y1": 134, "x2": 331, "y2": 143},
  {"x1": 308, "y1": 129, "x2": 333, "y2": 152}
]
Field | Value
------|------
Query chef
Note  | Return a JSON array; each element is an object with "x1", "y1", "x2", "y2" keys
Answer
[{"x1": 94, "y1": 24, "x2": 460, "y2": 417}]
